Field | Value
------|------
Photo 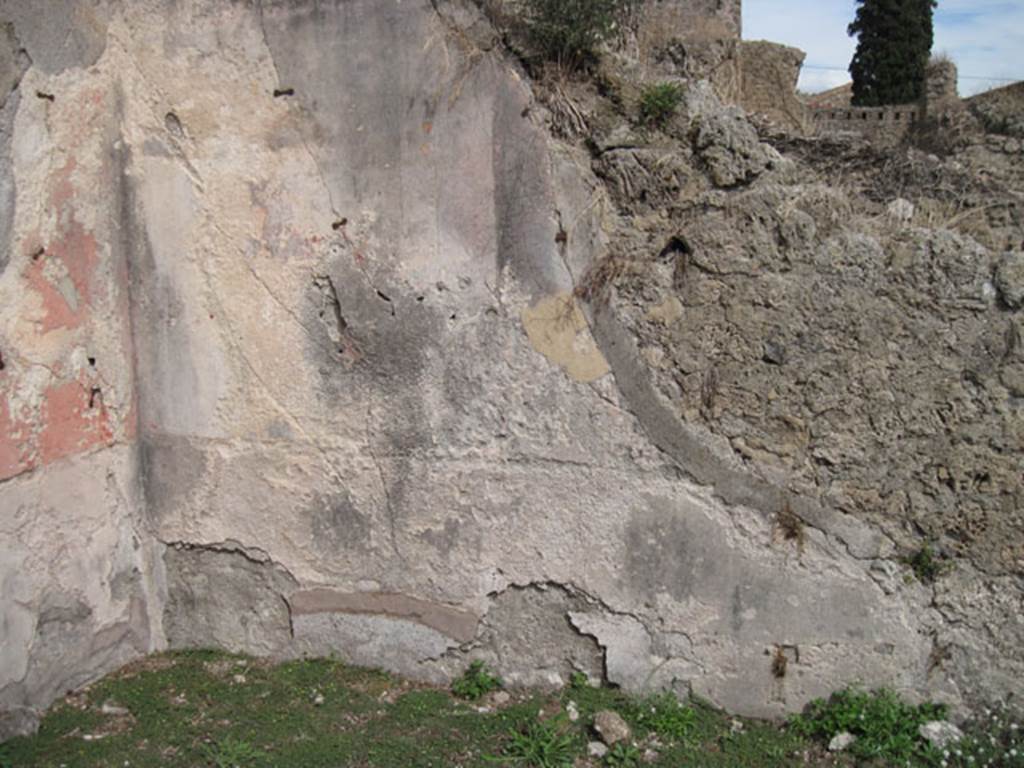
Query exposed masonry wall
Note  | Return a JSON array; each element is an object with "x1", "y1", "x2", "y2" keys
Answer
[
  {"x1": 737, "y1": 41, "x2": 807, "y2": 132},
  {"x1": 0, "y1": 0, "x2": 1021, "y2": 740}
]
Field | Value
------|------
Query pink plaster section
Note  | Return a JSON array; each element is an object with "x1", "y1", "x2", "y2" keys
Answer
[
  {"x1": 23, "y1": 158, "x2": 101, "y2": 334},
  {"x1": 0, "y1": 88, "x2": 132, "y2": 483},
  {"x1": 37, "y1": 379, "x2": 113, "y2": 465}
]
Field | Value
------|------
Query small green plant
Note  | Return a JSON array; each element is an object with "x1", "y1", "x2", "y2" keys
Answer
[
  {"x1": 452, "y1": 660, "x2": 502, "y2": 700},
  {"x1": 498, "y1": 716, "x2": 579, "y2": 767},
  {"x1": 627, "y1": 692, "x2": 696, "y2": 742},
  {"x1": 520, "y1": 0, "x2": 637, "y2": 70},
  {"x1": 790, "y1": 687, "x2": 946, "y2": 764},
  {"x1": 0, "y1": 742, "x2": 12, "y2": 768},
  {"x1": 201, "y1": 736, "x2": 266, "y2": 768},
  {"x1": 638, "y1": 82, "x2": 684, "y2": 127},
  {"x1": 907, "y1": 543, "x2": 947, "y2": 583},
  {"x1": 604, "y1": 741, "x2": 642, "y2": 766},
  {"x1": 942, "y1": 701, "x2": 1024, "y2": 768},
  {"x1": 569, "y1": 671, "x2": 590, "y2": 689}
]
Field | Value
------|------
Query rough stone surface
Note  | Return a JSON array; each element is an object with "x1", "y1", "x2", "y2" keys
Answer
[
  {"x1": 828, "y1": 731, "x2": 855, "y2": 752},
  {"x1": 0, "y1": 0, "x2": 1022, "y2": 730},
  {"x1": 163, "y1": 547, "x2": 296, "y2": 656},
  {"x1": 686, "y1": 83, "x2": 779, "y2": 187},
  {"x1": 0, "y1": 706, "x2": 38, "y2": 741},
  {"x1": 737, "y1": 41, "x2": 808, "y2": 132},
  {"x1": 594, "y1": 710, "x2": 632, "y2": 746},
  {"x1": 919, "y1": 720, "x2": 964, "y2": 749},
  {"x1": 995, "y1": 252, "x2": 1024, "y2": 310}
]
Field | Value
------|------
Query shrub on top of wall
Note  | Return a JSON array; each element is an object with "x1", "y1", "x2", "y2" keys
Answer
[{"x1": 520, "y1": 0, "x2": 638, "y2": 70}]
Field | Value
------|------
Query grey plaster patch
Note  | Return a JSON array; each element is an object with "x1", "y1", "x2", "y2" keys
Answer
[
  {"x1": 0, "y1": 21, "x2": 28, "y2": 110},
  {"x1": 140, "y1": 435, "x2": 208, "y2": 525},
  {"x1": 569, "y1": 612, "x2": 700, "y2": 694},
  {"x1": 308, "y1": 490, "x2": 372, "y2": 554},
  {"x1": 163, "y1": 546, "x2": 296, "y2": 656},
  {"x1": 474, "y1": 584, "x2": 605, "y2": 688},
  {"x1": 0, "y1": 0, "x2": 109, "y2": 74},
  {"x1": 292, "y1": 613, "x2": 458, "y2": 676},
  {"x1": 0, "y1": 89, "x2": 17, "y2": 276},
  {"x1": 0, "y1": 705, "x2": 39, "y2": 742},
  {"x1": 11, "y1": 593, "x2": 142, "y2": 712}
]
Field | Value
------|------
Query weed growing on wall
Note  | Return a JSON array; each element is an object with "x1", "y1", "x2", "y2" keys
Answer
[
  {"x1": 638, "y1": 82, "x2": 684, "y2": 127},
  {"x1": 906, "y1": 543, "x2": 948, "y2": 583},
  {"x1": 451, "y1": 660, "x2": 502, "y2": 700}
]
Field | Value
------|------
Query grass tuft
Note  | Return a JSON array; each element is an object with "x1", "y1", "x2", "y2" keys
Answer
[{"x1": 497, "y1": 715, "x2": 580, "y2": 767}]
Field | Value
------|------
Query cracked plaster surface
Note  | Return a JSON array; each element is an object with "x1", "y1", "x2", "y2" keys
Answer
[{"x1": 0, "y1": 0, "x2": 1019, "y2": 736}]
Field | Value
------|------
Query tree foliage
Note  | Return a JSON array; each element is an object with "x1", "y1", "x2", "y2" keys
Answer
[
  {"x1": 848, "y1": 0, "x2": 937, "y2": 106},
  {"x1": 520, "y1": 0, "x2": 637, "y2": 70}
]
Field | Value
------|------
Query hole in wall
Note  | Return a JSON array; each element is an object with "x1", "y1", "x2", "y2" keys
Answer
[
  {"x1": 0, "y1": 349, "x2": 5, "y2": 371},
  {"x1": 36, "y1": 91, "x2": 55, "y2": 102},
  {"x1": 273, "y1": 88, "x2": 295, "y2": 98},
  {"x1": 165, "y1": 111, "x2": 185, "y2": 139},
  {"x1": 658, "y1": 235, "x2": 692, "y2": 262},
  {"x1": 88, "y1": 387, "x2": 102, "y2": 409},
  {"x1": 332, "y1": 218, "x2": 348, "y2": 230},
  {"x1": 31, "y1": 247, "x2": 45, "y2": 261}
]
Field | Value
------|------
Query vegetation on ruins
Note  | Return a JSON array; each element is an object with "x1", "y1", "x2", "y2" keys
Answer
[
  {"x1": 637, "y1": 82, "x2": 685, "y2": 127},
  {"x1": 848, "y1": 0, "x2": 937, "y2": 106},
  {"x1": 520, "y1": 0, "x2": 638, "y2": 70}
]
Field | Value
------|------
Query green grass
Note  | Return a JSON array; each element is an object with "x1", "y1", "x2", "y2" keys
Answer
[{"x1": 5, "y1": 652, "x2": 1003, "y2": 768}]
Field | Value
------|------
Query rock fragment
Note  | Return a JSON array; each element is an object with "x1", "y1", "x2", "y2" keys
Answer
[{"x1": 594, "y1": 710, "x2": 632, "y2": 746}]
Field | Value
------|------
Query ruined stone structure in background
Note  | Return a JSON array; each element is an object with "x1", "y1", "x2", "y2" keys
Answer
[
  {"x1": 736, "y1": 40, "x2": 807, "y2": 132},
  {"x1": 1, "y1": 0, "x2": 1022, "y2": 741},
  {"x1": 808, "y1": 60, "x2": 965, "y2": 145}
]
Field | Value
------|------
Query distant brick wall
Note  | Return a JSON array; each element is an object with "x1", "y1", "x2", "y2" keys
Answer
[
  {"x1": 810, "y1": 62, "x2": 959, "y2": 144},
  {"x1": 812, "y1": 105, "x2": 922, "y2": 144}
]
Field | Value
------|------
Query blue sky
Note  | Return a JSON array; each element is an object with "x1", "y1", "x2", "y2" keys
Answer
[{"x1": 744, "y1": 0, "x2": 1024, "y2": 95}]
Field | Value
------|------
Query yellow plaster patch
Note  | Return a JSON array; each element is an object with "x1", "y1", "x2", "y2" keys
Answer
[
  {"x1": 521, "y1": 293, "x2": 610, "y2": 383},
  {"x1": 646, "y1": 296, "x2": 684, "y2": 326}
]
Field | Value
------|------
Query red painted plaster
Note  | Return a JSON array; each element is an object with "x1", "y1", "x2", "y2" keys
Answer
[{"x1": 37, "y1": 379, "x2": 113, "y2": 465}]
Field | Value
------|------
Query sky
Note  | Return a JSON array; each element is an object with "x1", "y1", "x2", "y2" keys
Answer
[{"x1": 744, "y1": 0, "x2": 1024, "y2": 96}]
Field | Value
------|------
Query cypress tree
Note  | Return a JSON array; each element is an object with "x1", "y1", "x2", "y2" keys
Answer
[{"x1": 848, "y1": 0, "x2": 937, "y2": 106}]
